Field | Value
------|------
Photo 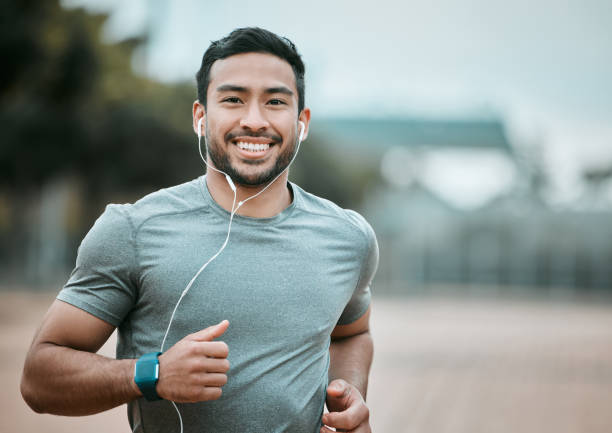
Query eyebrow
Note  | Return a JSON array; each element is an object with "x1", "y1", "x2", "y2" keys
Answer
[
  {"x1": 216, "y1": 84, "x2": 248, "y2": 93},
  {"x1": 216, "y1": 84, "x2": 294, "y2": 96},
  {"x1": 264, "y1": 86, "x2": 294, "y2": 96}
]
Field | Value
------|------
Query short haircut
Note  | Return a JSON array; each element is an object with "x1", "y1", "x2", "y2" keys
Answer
[{"x1": 196, "y1": 27, "x2": 305, "y2": 114}]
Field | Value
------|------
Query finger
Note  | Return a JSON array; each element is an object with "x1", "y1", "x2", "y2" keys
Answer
[
  {"x1": 199, "y1": 386, "x2": 223, "y2": 401},
  {"x1": 188, "y1": 320, "x2": 229, "y2": 342},
  {"x1": 196, "y1": 341, "x2": 229, "y2": 358},
  {"x1": 174, "y1": 385, "x2": 223, "y2": 403},
  {"x1": 320, "y1": 427, "x2": 347, "y2": 433},
  {"x1": 322, "y1": 402, "x2": 368, "y2": 431},
  {"x1": 204, "y1": 357, "x2": 230, "y2": 373},
  {"x1": 327, "y1": 379, "x2": 350, "y2": 399},
  {"x1": 200, "y1": 373, "x2": 227, "y2": 387}
]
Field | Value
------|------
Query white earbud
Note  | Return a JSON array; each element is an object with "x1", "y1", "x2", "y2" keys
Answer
[
  {"x1": 298, "y1": 121, "x2": 305, "y2": 143},
  {"x1": 198, "y1": 117, "x2": 203, "y2": 139}
]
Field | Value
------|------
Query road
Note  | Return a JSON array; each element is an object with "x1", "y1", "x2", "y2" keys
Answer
[{"x1": 3, "y1": 290, "x2": 612, "y2": 432}]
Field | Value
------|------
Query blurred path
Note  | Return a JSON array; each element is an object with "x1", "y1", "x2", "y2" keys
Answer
[
  {"x1": 369, "y1": 295, "x2": 612, "y2": 433},
  {"x1": 3, "y1": 291, "x2": 612, "y2": 432},
  {"x1": 1, "y1": 291, "x2": 127, "y2": 433}
]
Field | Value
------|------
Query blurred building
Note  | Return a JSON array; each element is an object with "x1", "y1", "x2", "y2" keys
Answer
[{"x1": 314, "y1": 118, "x2": 612, "y2": 294}]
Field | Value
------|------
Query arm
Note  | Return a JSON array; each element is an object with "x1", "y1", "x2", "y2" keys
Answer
[
  {"x1": 21, "y1": 300, "x2": 230, "y2": 415},
  {"x1": 322, "y1": 305, "x2": 373, "y2": 433},
  {"x1": 20, "y1": 300, "x2": 139, "y2": 415}
]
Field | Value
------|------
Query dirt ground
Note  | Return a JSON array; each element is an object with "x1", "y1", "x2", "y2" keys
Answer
[{"x1": 3, "y1": 290, "x2": 612, "y2": 433}]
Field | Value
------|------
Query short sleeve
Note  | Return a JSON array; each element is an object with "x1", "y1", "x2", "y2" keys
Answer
[
  {"x1": 337, "y1": 212, "x2": 379, "y2": 325},
  {"x1": 57, "y1": 204, "x2": 138, "y2": 327}
]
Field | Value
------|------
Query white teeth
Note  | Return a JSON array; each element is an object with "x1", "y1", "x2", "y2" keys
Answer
[{"x1": 236, "y1": 142, "x2": 270, "y2": 152}]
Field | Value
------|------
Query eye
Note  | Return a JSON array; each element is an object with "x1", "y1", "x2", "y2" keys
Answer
[
  {"x1": 267, "y1": 99, "x2": 286, "y2": 106},
  {"x1": 222, "y1": 96, "x2": 242, "y2": 104}
]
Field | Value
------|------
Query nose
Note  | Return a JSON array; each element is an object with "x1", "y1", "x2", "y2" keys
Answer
[{"x1": 239, "y1": 103, "x2": 270, "y2": 132}]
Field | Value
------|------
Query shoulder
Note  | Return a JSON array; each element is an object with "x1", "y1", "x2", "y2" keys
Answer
[
  {"x1": 106, "y1": 177, "x2": 206, "y2": 230},
  {"x1": 85, "y1": 178, "x2": 205, "y2": 244},
  {"x1": 291, "y1": 183, "x2": 377, "y2": 249},
  {"x1": 78, "y1": 178, "x2": 206, "y2": 264}
]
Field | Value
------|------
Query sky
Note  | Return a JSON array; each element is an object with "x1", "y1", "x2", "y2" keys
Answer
[{"x1": 63, "y1": 0, "x2": 612, "y2": 206}]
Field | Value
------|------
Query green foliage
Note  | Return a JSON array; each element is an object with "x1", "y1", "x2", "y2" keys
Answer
[{"x1": 0, "y1": 0, "x2": 199, "y2": 198}]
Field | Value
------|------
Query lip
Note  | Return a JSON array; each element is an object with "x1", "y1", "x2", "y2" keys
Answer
[{"x1": 231, "y1": 136, "x2": 274, "y2": 145}]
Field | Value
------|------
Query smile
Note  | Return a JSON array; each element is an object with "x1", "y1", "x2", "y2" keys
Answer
[{"x1": 236, "y1": 142, "x2": 270, "y2": 152}]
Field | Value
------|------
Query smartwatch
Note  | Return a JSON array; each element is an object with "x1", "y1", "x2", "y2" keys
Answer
[{"x1": 134, "y1": 352, "x2": 163, "y2": 401}]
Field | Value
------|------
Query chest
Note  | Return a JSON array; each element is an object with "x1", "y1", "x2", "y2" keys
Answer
[{"x1": 131, "y1": 218, "x2": 363, "y2": 349}]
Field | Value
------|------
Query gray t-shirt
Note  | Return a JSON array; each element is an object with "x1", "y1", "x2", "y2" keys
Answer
[{"x1": 57, "y1": 176, "x2": 378, "y2": 433}]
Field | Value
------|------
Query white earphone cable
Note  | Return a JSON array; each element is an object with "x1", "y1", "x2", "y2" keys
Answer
[{"x1": 150, "y1": 117, "x2": 304, "y2": 433}]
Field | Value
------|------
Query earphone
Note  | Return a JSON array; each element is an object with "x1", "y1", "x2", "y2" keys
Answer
[
  {"x1": 147, "y1": 116, "x2": 306, "y2": 433},
  {"x1": 196, "y1": 117, "x2": 305, "y2": 193}
]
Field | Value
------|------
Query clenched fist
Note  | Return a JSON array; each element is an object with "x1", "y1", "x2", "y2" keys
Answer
[
  {"x1": 321, "y1": 379, "x2": 371, "y2": 433},
  {"x1": 155, "y1": 320, "x2": 230, "y2": 402}
]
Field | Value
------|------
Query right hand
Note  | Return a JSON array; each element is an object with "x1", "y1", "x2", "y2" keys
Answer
[{"x1": 155, "y1": 320, "x2": 230, "y2": 402}]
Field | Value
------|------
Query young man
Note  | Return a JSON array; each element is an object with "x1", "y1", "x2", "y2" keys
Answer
[{"x1": 21, "y1": 27, "x2": 378, "y2": 433}]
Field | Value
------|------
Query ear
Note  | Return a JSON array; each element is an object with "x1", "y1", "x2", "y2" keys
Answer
[
  {"x1": 298, "y1": 108, "x2": 311, "y2": 142},
  {"x1": 192, "y1": 100, "x2": 206, "y2": 136}
]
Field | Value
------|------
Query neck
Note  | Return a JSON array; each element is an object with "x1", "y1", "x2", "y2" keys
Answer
[{"x1": 205, "y1": 170, "x2": 292, "y2": 218}]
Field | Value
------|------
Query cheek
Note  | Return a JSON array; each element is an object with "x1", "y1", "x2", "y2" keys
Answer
[
  {"x1": 273, "y1": 114, "x2": 298, "y2": 137},
  {"x1": 206, "y1": 119, "x2": 230, "y2": 142}
]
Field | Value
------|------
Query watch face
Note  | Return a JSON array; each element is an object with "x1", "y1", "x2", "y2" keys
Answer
[
  {"x1": 135, "y1": 358, "x2": 159, "y2": 384},
  {"x1": 135, "y1": 353, "x2": 162, "y2": 401}
]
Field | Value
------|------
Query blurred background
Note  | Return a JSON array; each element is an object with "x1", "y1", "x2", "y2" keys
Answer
[{"x1": 2, "y1": 0, "x2": 611, "y2": 432}]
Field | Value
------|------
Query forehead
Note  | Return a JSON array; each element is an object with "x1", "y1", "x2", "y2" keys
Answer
[{"x1": 208, "y1": 52, "x2": 297, "y2": 95}]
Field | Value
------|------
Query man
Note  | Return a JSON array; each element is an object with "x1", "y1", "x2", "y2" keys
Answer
[{"x1": 21, "y1": 27, "x2": 378, "y2": 433}]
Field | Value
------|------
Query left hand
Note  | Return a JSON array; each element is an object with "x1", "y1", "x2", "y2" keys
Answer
[{"x1": 321, "y1": 379, "x2": 371, "y2": 433}]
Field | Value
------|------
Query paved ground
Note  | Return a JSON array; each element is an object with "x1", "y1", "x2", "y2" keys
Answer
[{"x1": 3, "y1": 290, "x2": 612, "y2": 432}]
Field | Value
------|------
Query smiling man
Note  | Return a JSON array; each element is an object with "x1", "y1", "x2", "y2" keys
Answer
[{"x1": 21, "y1": 27, "x2": 378, "y2": 433}]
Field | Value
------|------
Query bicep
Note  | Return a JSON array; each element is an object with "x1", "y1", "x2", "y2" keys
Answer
[
  {"x1": 31, "y1": 300, "x2": 116, "y2": 353},
  {"x1": 331, "y1": 305, "x2": 371, "y2": 340}
]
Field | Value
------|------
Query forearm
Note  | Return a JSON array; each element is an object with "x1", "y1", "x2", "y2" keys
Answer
[
  {"x1": 21, "y1": 342, "x2": 141, "y2": 415},
  {"x1": 328, "y1": 331, "x2": 373, "y2": 399}
]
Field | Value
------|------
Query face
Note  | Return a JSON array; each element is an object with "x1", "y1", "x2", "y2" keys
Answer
[{"x1": 197, "y1": 52, "x2": 309, "y2": 186}]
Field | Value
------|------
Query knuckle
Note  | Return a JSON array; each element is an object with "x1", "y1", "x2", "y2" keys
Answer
[
  {"x1": 197, "y1": 357, "x2": 210, "y2": 370},
  {"x1": 186, "y1": 343, "x2": 199, "y2": 356},
  {"x1": 187, "y1": 387, "x2": 201, "y2": 402},
  {"x1": 187, "y1": 358, "x2": 204, "y2": 373}
]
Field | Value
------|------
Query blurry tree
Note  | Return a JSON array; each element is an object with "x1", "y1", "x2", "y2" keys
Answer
[
  {"x1": 0, "y1": 0, "x2": 198, "y2": 283},
  {"x1": 0, "y1": 0, "x2": 198, "y2": 202}
]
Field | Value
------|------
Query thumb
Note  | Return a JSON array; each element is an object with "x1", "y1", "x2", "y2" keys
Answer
[
  {"x1": 326, "y1": 379, "x2": 349, "y2": 398},
  {"x1": 189, "y1": 320, "x2": 229, "y2": 342}
]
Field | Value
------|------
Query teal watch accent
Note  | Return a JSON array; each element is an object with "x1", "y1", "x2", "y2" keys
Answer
[{"x1": 134, "y1": 352, "x2": 162, "y2": 401}]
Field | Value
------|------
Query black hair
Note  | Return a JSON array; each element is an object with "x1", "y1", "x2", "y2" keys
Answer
[{"x1": 195, "y1": 27, "x2": 305, "y2": 114}]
